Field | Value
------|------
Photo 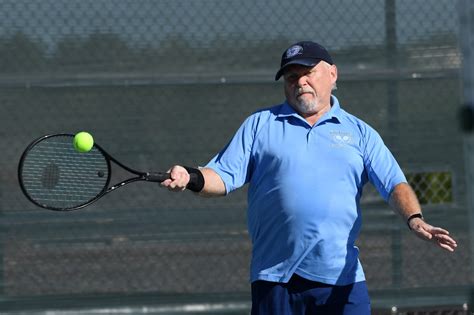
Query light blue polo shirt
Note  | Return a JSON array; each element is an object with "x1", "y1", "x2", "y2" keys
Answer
[{"x1": 206, "y1": 95, "x2": 406, "y2": 285}]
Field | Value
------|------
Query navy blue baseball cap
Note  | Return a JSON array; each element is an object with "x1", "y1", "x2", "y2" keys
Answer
[{"x1": 275, "y1": 41, "x2": 333, "y2": 81}]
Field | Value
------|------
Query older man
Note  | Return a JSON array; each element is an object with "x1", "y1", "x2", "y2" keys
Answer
[{"x1": 161, "y1": 41, "x2": 457, "y2": 314}]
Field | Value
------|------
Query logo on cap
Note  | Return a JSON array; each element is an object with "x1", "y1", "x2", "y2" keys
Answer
[{"x1": 285, "y1": 45, "x2": 303, "y2": 59}]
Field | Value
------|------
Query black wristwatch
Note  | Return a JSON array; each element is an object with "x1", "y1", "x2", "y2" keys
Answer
[{"x1": 407, "y1": 212, "x2": 424, "y2": 230}]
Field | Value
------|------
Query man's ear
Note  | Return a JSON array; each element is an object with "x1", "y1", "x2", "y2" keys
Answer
[{"x1": 330, "y1": 64, "x2": 338, "y2": 83}]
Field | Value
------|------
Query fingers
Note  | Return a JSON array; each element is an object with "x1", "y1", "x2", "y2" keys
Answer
[
  {"x1": 412, "y1": 221, "x2": 458, "y2": 252},
  {"x1": 428, "y1": 226, "x2": 450, "y2": 235},
  {"x1": 160, "y1": 165, "x2": 190, "y2": 192},
  {"x1": 432, "y1": 232, "x2": 458, "y2": 252}
]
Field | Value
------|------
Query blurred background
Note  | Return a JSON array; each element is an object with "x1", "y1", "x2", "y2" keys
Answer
[{"x1": 0, "y1": 0, "x2": 472, "y2": 314}]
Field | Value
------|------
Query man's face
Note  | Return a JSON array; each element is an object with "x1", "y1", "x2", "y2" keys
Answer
[{"x1": 283, "y1": 62, "x2": 337, "y2": 117}]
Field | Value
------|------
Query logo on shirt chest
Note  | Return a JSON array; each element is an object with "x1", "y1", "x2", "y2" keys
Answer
[{"x1": 330, "y1": 131, "x2": 353, "y2": 147}]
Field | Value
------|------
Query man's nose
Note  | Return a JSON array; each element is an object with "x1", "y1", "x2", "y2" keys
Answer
[{"x1": 296, "y1": 75, "x2": 309, "y2": 86}]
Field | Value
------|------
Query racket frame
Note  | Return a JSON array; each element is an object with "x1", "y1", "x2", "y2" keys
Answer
[{"x1": 18, "y1": 133, "x2": 170, "y2": 211}]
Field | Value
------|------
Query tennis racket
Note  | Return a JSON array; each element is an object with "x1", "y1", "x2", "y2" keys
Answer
[{"x1": 18, "y1": 134, "x2": 198, "y2": 211}]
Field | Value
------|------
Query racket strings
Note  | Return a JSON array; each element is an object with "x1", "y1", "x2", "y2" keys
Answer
[{"x1": 20, "y1": 136, "x2": 109, "y2": 210}]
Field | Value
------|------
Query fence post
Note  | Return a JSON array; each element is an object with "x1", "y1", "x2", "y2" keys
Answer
[
  {"x1": 385, "y1": 0, "x2": 403, "y2": 290},
  {"x1": 459, "y1": 0, "x2": 474, "y2": 310}
]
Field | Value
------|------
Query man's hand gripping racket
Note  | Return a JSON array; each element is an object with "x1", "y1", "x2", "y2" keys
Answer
[{"x1": 18, "y1": 134, "x2": 204, "y2": 211}]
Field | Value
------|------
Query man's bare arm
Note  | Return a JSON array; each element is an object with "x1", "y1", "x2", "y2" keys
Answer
[{"x1": 389, "y1": 183, "x2": 457, "y2": 252}]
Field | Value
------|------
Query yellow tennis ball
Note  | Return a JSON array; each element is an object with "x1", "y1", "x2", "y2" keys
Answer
[{"x1": 73, "y1": 132, "x2": 94, "y2": 153}]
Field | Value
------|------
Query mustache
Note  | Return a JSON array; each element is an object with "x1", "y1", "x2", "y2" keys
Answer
[{"x1": 295, "y1": 88, "x2": 314, "y2": 97}]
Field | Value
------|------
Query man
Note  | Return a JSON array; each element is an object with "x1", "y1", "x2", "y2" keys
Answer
[{"x1": 161, "y1": 41, "x2": 457, "y2": 314}]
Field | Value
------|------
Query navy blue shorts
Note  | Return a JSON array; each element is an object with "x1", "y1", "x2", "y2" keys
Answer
[{"x1": 251, "y1": 274, "x2": 371, "y2": 315}]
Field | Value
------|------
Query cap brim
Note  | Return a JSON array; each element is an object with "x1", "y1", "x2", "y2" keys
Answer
[{"x1": 274, "y1": 58, "x2": 322, "y2": 81}]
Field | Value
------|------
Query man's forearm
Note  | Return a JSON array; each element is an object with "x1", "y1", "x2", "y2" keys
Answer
[
  {"x1": 198, "y1": 167, "x2": 227, "y2": 197},
  {"x1": 388, "y1": 182, "x2": 422, "y2": 222}
]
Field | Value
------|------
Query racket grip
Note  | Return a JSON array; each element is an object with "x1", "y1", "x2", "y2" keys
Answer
[
  {"x1": 147, "y1": 168, "x2": 205, "y2": 192},
  {"x1": 146, "y1": 172, "x2": 171, "y2": 182}
]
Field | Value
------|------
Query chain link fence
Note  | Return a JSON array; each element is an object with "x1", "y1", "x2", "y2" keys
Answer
[{"x1": 0, "y1": 0, "x2": 470, "y2": 314}]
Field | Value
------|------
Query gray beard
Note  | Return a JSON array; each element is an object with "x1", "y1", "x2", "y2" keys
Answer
[{"x1": 293, "y1": 98, "x2": 318, "y2": 115}]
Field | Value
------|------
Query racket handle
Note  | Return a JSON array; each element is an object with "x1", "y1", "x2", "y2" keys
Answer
[
  {"x1": 146, "y1": 168, "x2": 204, "y2": 193},
  {"x1": 146, "y1": 172, "x2": 171, "y2": 182}
]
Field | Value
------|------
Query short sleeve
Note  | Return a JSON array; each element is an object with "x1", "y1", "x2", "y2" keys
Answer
[{"x1": 362, "y1": 124, "x2": 407, "y2": 201}]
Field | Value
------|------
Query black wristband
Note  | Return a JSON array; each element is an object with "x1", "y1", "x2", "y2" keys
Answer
[
  {"x1": 183, "y1": 166, "x2": 205, "y2": 192},
  {"x1": 407, "y1": 213, "x2": 423, "y2": 230}
]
